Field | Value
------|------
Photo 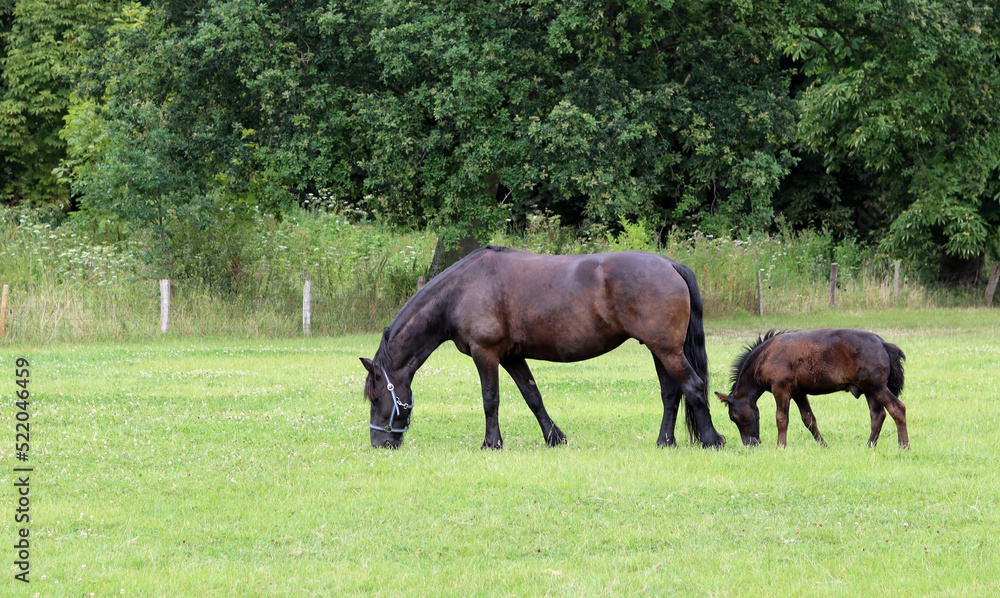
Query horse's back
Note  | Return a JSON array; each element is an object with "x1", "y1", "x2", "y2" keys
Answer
[{"x1": 447, "y1": 248, "x2": 693, "y2": 361}]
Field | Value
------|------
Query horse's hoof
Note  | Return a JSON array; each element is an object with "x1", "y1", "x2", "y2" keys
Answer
[
  {"x1": 657, "y1": 437, "x2": 677, "y2": 448},
  {"x1": 481, "y1": 439, "x2": 503, "y2": 450},
  {"x1": 545, "y1": 426, "x2": 567, "y2": 447},
  {"x1": 702, "y1": 433, "x2": 726, "y2": 449}
]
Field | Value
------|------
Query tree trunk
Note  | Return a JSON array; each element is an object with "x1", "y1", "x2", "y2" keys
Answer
[
  {"x1": 427, "y1": 232, "x2": 482, "y2": 278},
  {"x1": 426, "y1": 173, "x2": 500, "y2": 278},
  {"x1": 985, "y1": 262, "x2": 1000, "y2": 308}
]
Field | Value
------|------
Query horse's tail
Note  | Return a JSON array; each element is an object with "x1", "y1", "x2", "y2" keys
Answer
[
  {"x1": 672, "y1": 261, "x2": 708, "y2": 445},
  {"x1": 883, "y1": 341, "x2": 906, "y2": 397}
]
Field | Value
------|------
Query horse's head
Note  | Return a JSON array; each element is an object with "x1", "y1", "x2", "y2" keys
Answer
[
  {"x1": 715, "y1": 391, "x2": 761, "y2": 447},
  {"x1": 360, "y1": 357, "x2": 413, "y2": 449}
]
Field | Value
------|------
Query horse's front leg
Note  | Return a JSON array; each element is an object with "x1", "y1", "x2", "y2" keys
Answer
[
  {"x1": 472, "y1": 349, "x2": 503, "y2": 450},
  {"x1": 502, "y1": 357, "x2": 566, "y2": 447},
  {"x1": 773, "y1": 388, "x2": 792, "y2": 448}
]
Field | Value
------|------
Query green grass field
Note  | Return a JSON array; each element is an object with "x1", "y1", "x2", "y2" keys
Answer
[{"x1": 3, "y1": 309, "x2": 999, "y2": 596}]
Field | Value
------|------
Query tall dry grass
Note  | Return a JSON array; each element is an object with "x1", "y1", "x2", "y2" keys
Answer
[{"x1": 1, "y1": 207, "x2": 992, "y2": 343}]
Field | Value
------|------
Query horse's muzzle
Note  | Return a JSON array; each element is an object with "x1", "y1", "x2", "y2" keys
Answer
[{"x1": 370, "y1": 428, "x2": 402, "y2": 449}]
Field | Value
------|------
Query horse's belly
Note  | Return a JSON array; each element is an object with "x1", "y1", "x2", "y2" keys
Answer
[
  {"x1": 518, "y1": 333, "x2": 629, "y2": 363},
  {"x1": 507, "y1": 310, "x2": 629, "y2": 361}
]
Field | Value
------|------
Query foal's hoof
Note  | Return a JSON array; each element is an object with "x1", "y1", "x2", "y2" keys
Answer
[
  {"x1": 545, "y1": 426, "x2": 567, "y2": 447},
  {"x1": 656, "y1": 437, "x2": 677, "y2": 448}
]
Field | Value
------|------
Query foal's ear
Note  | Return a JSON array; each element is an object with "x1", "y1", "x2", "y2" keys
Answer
[
  {"x1": 715, "y1": 391, "x2": 731, "y2": 404},
  {"x1": 359, "y1": 357, "x2": 375, "y2": 374}
]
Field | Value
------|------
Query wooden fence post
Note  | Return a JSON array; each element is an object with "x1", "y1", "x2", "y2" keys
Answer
[
  {"x1": 0, "y1": 284, "x2": 8, "y2": 338},
  {"x1": 893, "y1": 260, "x2": 901, "y2": 301},
  {"x1": 757, "y1": 270, "x2": 764, "y2": 316},
  {"x1": 985, "y1": 263, "x2": 1000, "y2": 308},
  {"x1": 302, "y1": 279, "x2": 313, "y2": 335},
  {"x1": 828, "y1": 263, "x2": 839, "y2": 308},
  {"x1": 159, "y1": 279, "x2": 170, "y2": 333}
]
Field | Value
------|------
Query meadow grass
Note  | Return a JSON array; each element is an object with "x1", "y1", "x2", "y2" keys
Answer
[{"x1": 2, "y1": 310, "x2": 999, "y2": 596}]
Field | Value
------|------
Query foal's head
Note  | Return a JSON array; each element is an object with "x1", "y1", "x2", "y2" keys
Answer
[
  {"x1": 715, "y1": 390, "x2": 761, "y2": 447},
  {"x1": 715, "y1": 331, "x2": 783, "y2": 447}
]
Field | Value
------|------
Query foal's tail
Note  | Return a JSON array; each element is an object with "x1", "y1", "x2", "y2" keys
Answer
[
  {"x1": 672, "y1": 262, "x2": 709, "y2": 444},
  {"x1": 883, "y1": 341, "x2": 906, "y2": 397}
]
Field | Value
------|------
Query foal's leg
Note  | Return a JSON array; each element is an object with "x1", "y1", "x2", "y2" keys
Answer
[
  {"x1": 871, "y1": 387, "x2": 908, "y2": 449},
  {"x1": 471, "y1": 348, "x2": 503, "y2": 450},
  {"x1": 865, "y1": 396, "x2": 887, "y2": 448},
  {"x1": 501, "y1": 357, "x2": 566, "y2": 447},
  {"x1": 773, "y1": 386, "x2": 792, "y2": 448},
  {"x1": 653, "y1": 356, "x2": 682, "y2": 447},
  {"x1": 792, "y1": 393, "x2": 826, "y2": 447}
]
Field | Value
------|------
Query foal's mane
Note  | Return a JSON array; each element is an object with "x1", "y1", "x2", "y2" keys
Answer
[{"x1": 729, "y1": 329, "x2": 786, "y2": 390}]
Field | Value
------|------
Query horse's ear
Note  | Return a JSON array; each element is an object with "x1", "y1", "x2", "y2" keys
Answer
[
  {"x1": 360, "y1": 358, "x2": 375, "y2": 374},
  {"x1": 715, "y1": 391, "x2": 731, "y2": 404}
]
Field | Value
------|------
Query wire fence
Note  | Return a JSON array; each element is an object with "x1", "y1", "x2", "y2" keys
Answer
[
  {"x1": 0, "y1": 277, "x2": 411, "y2": 343},
  {"x1": 1, "y1": 264, "x2": 998, "y2": 344}
]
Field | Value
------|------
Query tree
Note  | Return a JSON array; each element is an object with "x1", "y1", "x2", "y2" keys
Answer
[
  {"x1": 0, "y1": 0, "x2": 116, "y2": 203},
  {"x1": 62, "y1": 0, "x2": 799, "y2": 259},
  {"x1": 355, "y1": 0, "x2": 798, "y2": 238},
  {"x1": 777, "y1": 0, "x2": 1000, "y2": 279}
]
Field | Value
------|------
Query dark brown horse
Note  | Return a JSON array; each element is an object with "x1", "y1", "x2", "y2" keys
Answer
[
  {"x1": 361, "y1": 246, "x2": 726, "y2": 449},
  {"x1": 715, "y1": 329, "x2": 908, "y2": 449}
]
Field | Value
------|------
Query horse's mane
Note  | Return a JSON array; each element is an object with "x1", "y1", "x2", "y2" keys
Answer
[
  {"x1": 365, "y1": 245, "x2": 509, "y2": 402},
  {"x1": 384, "y1": 245, "x2": 505, "y2": 341},
  {"x1": 729, "y1": 329, "x2": 787, "y2": 391}
]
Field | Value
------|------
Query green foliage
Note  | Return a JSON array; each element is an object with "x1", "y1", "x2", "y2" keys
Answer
[
  {"x1": 605, "y1": 217, "x2": 658, "y2": 252},
  {"x1": 3, "y1": 203, "x2": 991, "y2": 342},
  {"x1": 778, "y1": 0, "x2": 1000, "y2": 262},
  {"x1": 56, "y1": 0, "x2": 798, "y2": 253},
  {"x1": 2, "y1": 0, "x2": 998, "y2": 275},
  {"x1": 0, "y1": 0, "x2": 117, "y2": 202}
]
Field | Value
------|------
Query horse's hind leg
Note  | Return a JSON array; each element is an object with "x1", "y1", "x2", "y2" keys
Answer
[
  {"x1": 648, "y1": 349, "x2": 724, "y2": 447},
  {"x1": 870, "y1": 387, "x2": 908, "y2": 449},
  {"x1": 653, "y1": 356, "x2": 682, "y2": 447},
  {"x1": 502, "y1": 357, "x2": 566, "y2": 447},
  {"x1": 792, "y1": 394, "x2": 826, "y2": 447}
]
